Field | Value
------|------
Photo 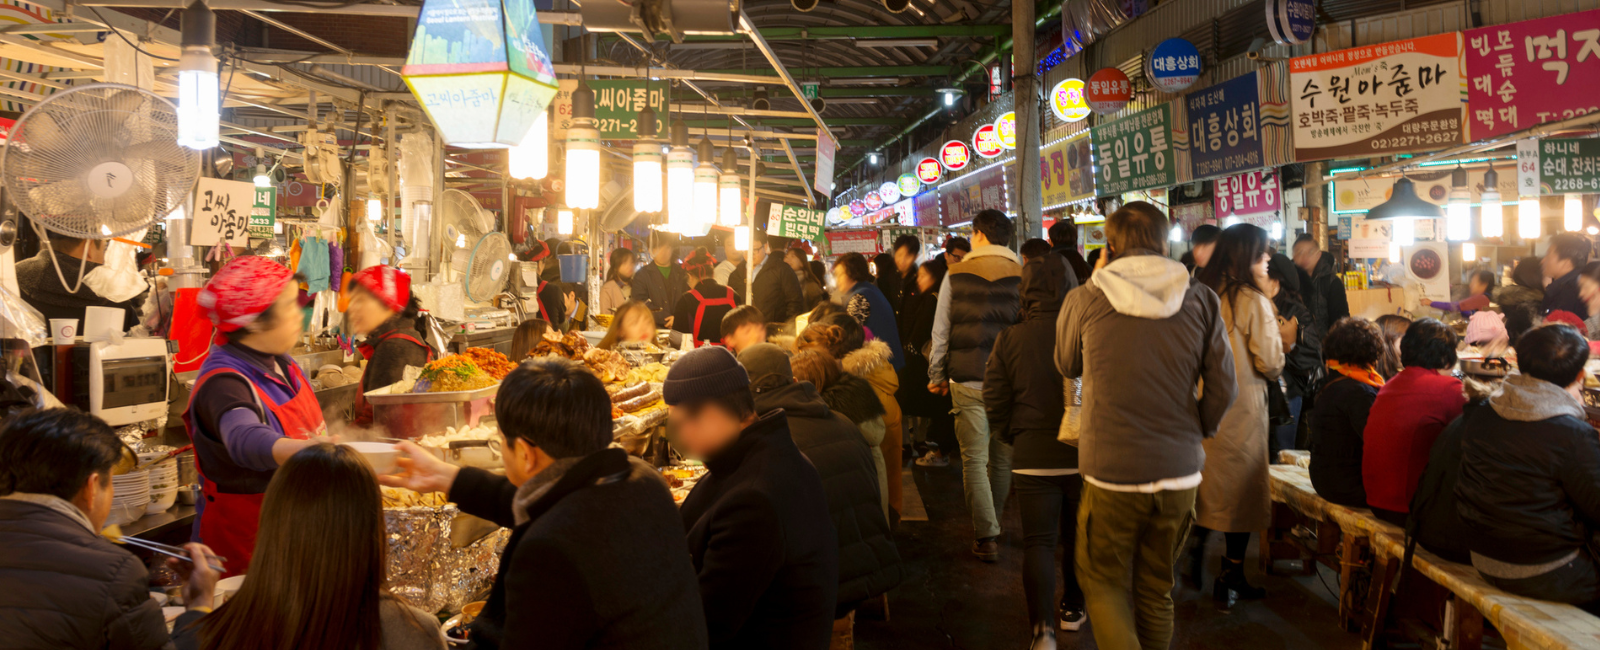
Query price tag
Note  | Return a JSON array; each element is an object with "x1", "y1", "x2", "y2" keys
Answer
[{"x1": 189, "y1": 177, "x2": 254, "y2": 248}]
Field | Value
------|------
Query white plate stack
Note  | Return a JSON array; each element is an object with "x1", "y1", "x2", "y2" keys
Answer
[
  {"x1": 109, "y1": 470, "x2": 151, "y2": 526},
  {"x1": 140, "y1": 454, "x2": 180, "y2": 515}
]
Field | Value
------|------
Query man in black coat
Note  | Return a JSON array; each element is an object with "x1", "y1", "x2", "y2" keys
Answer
[
  {"x1": 665, "y1": 346, "x2": 837, "y2": 650},
  {"x1": 1047, "y1": 219, "x2": 1092, "y2": 286},
  {"x1": 384, "y1": 359, "x2": 708, "y2": 649},
  {"x1": 738, "y1": 343, "x2": 903, "y2": 625},
  {"x1": 1292, "y1": 235, "x2": 1350, "y2": 341},
  {"x1": 729, "y1": 232, "x2": 805, "y2": 326},
  {"x1": 633, "y1": 236, "x2": 691, "y2": 328},
  {"x1": 1456, "y1": 324, "x2": 1600, "y2": 613},
  {"x1": 0, "y1": 408, "x2": 218, "y2": 650}
]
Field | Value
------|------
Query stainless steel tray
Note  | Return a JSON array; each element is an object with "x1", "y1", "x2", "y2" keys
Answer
[{"x1": 364, "y1": 380, "x2": 500, "y2": 403}]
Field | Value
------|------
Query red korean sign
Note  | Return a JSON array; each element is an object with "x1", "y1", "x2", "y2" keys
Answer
[
  {"x1": 826, "y1": 229, "x2": 882, "y2": 255},
  {"x1": 940, "y1": 140, "x2": 972, "y2": 171},
  {"x1": 1086, "y1": 67, "x2": 1132, "y2": 114},
  {"x1": 1465, "y1": 9, "x2": 1600, "y2": 141},
  {"x1": 1213, "y1": 170, "x2": 1282, "y2": 220},
  {"x1": 972, "y1": 123, "x2": 1005, "y2": 158},
  {"x1": 916, "y1": 157, "x2": 943, "y2": 183}
]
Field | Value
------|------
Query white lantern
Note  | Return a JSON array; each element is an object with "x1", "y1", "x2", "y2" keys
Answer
[
  {"x1": 719, "y1": 150, "x2": 742, "y2": 227},
  {"x1": 694, "y1": 138, "x2": 718, "y2": 230},
  {"x1": 1519, "y1": 195, "x2": 1542, "y2": 239},
  {"x1": 557, "y1": 209, "x2": 573, "y2": 235},
  {"x1": 177, "y1": 44, "x2": 219, "y2": 150},
  {"x1": 666, "y1": 145, "x2": 695, "y2": 233},
  {"x1": 1565, "y1": 193, "x2": 1583, "y2": 232},
  {"x1": 509, "y1": 116, "x2": 549, "y2": 180}
]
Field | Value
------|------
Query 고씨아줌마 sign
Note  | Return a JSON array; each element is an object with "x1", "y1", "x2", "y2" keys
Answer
[
  {"x1": 1465, "y1": 9, "x2": 1600, "y2": 142},
  {"x1": 1537, "y1": 138, "x2": 1600, "y2": 193},
  {"x1": 1289, "y1": 33, "x2": 1465, "y2": 161},
  {"x1": 1091, "y1": 103, "x2": 1174, "y2": 197},
  {"x1": 767, "y1": 202, "x2": 826, "y2": 241},
  {"x1": 551, "y1": 79, "x2": 666, "y2": 140}
]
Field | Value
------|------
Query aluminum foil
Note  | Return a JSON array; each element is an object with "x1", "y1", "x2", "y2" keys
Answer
[{"x1": 384, "y1": 504, "x2": 508, "y2": 614}]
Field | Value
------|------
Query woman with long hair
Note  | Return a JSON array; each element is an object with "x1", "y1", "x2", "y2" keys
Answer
[
  {"x1": 792, "y1": 347, "x2": 891, "y2": 521},
  {"x1": 508, "y1": 318, "x2": 551, "y2": 361},
  {"x1": 785, "y1": 246, "x2": 827, "y2": 309},
  {"x1": 598, "y1": 300, "x2": 657, "y2": 350},
  {"x1": 599, "y1": 247, "x2": 638, "y2": 315},
  {"x1": 175, "y1": 443, "x2": 444, "y2": 650},
  {"x1": 899, "y1": 261, "x2": 957, "y2": 467},
  {"x1": 1192, "y1": 224, "x2": 1285, "y2": 608},
  {"x1": 1374, "y1": 314, "x2": 1412, "y2": 378},
  {"x1": 799, "y1": 311, "x2": 903, "y2": 523}
]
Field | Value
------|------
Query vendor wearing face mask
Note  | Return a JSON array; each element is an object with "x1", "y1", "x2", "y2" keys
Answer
[
  {"x1": 185, "y1": 256, "x2": 326, "y2": 577},
  {"x1": 345, "y1": 265, "x2": 434, "y2": 428},
  {"x1": 16, "y1": 231, "x2": 147, "y2": 331}
]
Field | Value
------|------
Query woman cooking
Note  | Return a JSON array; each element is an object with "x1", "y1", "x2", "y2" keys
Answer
[
  {"x1": 345, "y1": 265, "x2": 434, "y2": 428},
  {"x1": 184, "y1": 256, "x2": 326, "y2": 577}
]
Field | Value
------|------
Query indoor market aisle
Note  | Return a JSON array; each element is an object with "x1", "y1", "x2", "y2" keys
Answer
[{"x1": 854, "y1": 461, "x2": 1365, "y2": 650}]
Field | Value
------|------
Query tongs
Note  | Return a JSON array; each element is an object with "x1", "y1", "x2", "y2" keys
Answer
[{"x1": 102, "y1": 524, "x2": 226, "y2": 573}]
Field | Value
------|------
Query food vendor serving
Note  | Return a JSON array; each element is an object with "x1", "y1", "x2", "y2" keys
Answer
[
  {"x1": 184, "y1": 256, "x2": 326, "y2": 577},
  {"x1": 671, "y1": 247, "x2": 741, "y2": 347},
  {"x1": 345, "y1": 265, "x2": 434, "y2": 427}
]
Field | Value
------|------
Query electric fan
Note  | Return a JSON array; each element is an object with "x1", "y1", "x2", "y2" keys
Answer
[
  {"x1": 2, "y1": 83, "x2": 199, "y2": 239},
  {"x1": 462, "y1": 231, "x2": 513, "y2": 302},
  {"x1": 438, "y1": 188, "x2": 492, "y2": 281}
]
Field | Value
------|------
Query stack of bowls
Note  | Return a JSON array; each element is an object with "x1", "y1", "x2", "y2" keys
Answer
[
  {"x1": 139, "y1": 454, "x2": 180, "y2": 515},
  {"x1": 109, "y1": 470, "x2": 151, "y2": 526}
]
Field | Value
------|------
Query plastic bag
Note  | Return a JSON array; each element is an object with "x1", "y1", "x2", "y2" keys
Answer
[
  {"x1": 0, "y1": 283, "x2": 48, "y2": 347},
  {"x1": 82, "y1": 234, "x2": 151, "y2": 303}
]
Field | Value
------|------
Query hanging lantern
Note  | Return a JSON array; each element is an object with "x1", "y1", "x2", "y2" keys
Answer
[
  {"x1": 1565, "y1": 193, "x2": 1583, "y2": 232},
  {"x1": 633, "y1": 104, "x2": 663, "y2": 213},
  {"x1": 719, "y1": 149, "x2": 742, "y2": 227},
  {"x1": 1519, "y1": 195, "x2": 1542, "y2": 239},
  {"x1": 366, "y1": 196, "x2": 383, "y2": 222},
  {"x1": 1462, "y1": 242, "x2": 1477, "y2": 261},
  {"x1": 565, "y1": 80, "x2": 600, "y2": 209},
  {"x1": 402, "y1": 0, "x2": 559, "y2": 147},
  {"x1": 694, "y1": 137, "x2": 719, "y2": 231},
  {"x1": 734, "y1": 225, "x2": 751, "y2": 251},
  {"x1": 177, "y1": 1, "x2": 219, "y2": 150},
  {"x1": 557, "y1": 209, "x2": 574, "y2": 235},
  {"x1": 666, "y1": 120, "x2": 695, "y2": 233},
  {"x1": 509, "y1": 112, "x2": 549, "y2": 180},
  {"x1": 1481, "y1": 164, "x2": 1504, "y2": 238},
  {"x1": 1364, "y1": 176, "x2": 1442, "y2": 249},
  {"x1": 1446, "y1": 166, "x2": 1471, "y2": 241}
]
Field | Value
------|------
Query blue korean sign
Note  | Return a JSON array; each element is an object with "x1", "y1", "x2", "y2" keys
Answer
[
  {"x1": 1267, "y1": 0, "x2": 1316, "y2": 46},
  {"x1": 1186, "y1": 72, "x2": 1264, "y2": 179},
  {"x1": 1148, "y1": 38, "x2": 1201, "y2": 93}
]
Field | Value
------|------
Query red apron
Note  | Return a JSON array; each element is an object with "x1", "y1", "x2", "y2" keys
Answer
[
  {"x1": 690, "y1": 287, "x2": 737, "y2": 347},
  {"x1": 193, "y1": 364, "x2": 325, "y2": 578},
  {"x1": 351, "y1": 330, "x2": 435, "y2": 427},
  {"x1": 536, "y1": 281, "x2": 552, "y2": 322}
]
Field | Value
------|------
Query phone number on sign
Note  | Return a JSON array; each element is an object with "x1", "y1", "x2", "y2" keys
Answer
[
  {"x1": 1370, "y1": 131, "x2": 1459, "y2": 149},
  {"x1": 1551, "y1": 178, "x2": 1600, "y2": 192}
]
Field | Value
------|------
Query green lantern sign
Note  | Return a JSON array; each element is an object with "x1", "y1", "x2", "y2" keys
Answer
[{"x1": 402, "y1": 0, "x2": 560, "y2": 148}]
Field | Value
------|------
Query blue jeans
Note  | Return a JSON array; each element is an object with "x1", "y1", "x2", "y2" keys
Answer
[
  {"x1": 951, "y1": 382, "x2": 1012, "y2": 539},
  {"x1": 1271, "y1": 395, "x2": 1302, "y2": 457}
]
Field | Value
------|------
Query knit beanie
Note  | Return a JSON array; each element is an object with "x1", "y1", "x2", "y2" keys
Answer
[
  {"x1": 1463, "y1": 310, "x2": 1507, "y2": 345},
  {"x1": 663, "y1": 346, "x2": 751, "y2": 405},
  {"x1": 736, "y1": 343, "x2": 792, "y2": 394}
]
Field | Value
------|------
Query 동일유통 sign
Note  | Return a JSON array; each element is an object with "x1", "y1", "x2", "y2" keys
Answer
[{"x1": 1090, "y1": 103, "x2": 1174, "y2": 196}]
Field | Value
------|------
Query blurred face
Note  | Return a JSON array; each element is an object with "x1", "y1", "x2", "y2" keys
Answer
[
  {"x1": 618, "y1": 256, "x2": 636, "y2": 280},
  {"x1": 241, "y1": 283, "x2": 304, "y2": 355},
  {"x1": 894, "y1": 246, "x2": 917, "y2": 273},
  {"x1": 1581, "y1": 276, "x2": 1600, "y2": 306},
  {"x1": 723, "y1": 239, "x2": 744, "y2": 264},
  {"x1": 750, "y1": 241, "x2": 768, "y2": 267},
  {"x1": 620, "y1": 308, "x2": 654, "y2": 342},
  {"x1": 345, "y1": 288, "x2": 396, "y2": 336},
  {"x1": 724, "y1": 323, "x2": 766, "y2": 354},
  {"x1": 1251, "y1": 251, "x2": 1271, "y2": 282},
  {"x1": 785, "y1": 250, "x2": 805, "y2": 272},
  {"x1": 1542, "y1": 249, "x2": 1574, "y2": 279},
  {"x1": 653, "y1": 245, "x2": 674, "y2": 267},
  {"x1": 1292, "y1": 242, "x2": 1319, "y2": 272},
  {"x1": 832, "y1": 264, "x2": 854, "y2": 293},
  {"x1": 669, "y1": 401, "x2": 749, "y2": 460},
  {"x1": 918, "y1": 265, "x2": 937, "y2": 293},
  {"x1": 1193, "y1": 242, "x2": 1216, "y2": 269},
  {"x1": 1470, "y1": 276, "x2": 1491, "y2": 296},
  {"x1": 947, "y1": 248, "x2": 967, "y2": 263}
]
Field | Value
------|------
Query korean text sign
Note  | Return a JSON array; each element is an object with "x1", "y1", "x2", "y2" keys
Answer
[
  {"x1": 550, "y1": 79, "x2": 666, "y2": 140},
  {"x1": 1090, "y1": 103, "x2": 1174, "y2": 196},
  {"x1": 1537, "y1": 138, "x2": 1600, "y2": 193},
  {"x1": 938, "y1": 163, "x2": 1009, "y2": 226},
  {"x1": 247, "y1": 187, "x2": 276, "y2": 239},
  {"x1": 189, "y1": 178, "x2": 254, "y2": 248},
  {"x1": 1465, "y1": 10, "x2": 1600, "y2": 141},
  {"x1": 1289, "y1": 33, "x2": 1465, "y2": 161},
  {"x1": 1040, "y1": 131, "x2": 1095, "y2": 206},
  {"x1": 766, "y1": 203, "x2": 826, "y2": 241},
  {"x1": 1187, "y1": 72, "x2": 1263, "y2": 179},
  {"x1": 1213, "y1": 171, "x2": 1281, "y2": 220}
]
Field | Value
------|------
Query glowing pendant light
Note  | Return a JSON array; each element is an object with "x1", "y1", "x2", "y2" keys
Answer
[
  {"x1": 1461, "y1": 242, "x2": 1476, "y2": 261},
  {"x1": 694, "y1": 137, "x2": 719, "y2": 230},
  {"x1": 1446, "y1": 166, "x2": 1471, "y2": 241},
  {"x1": 719, "y1": 148, "x2": 742, "y2": 227},
  {"x1": 1519, "y1": 195, "x2": 1542, "y2": 239},
  {"x1": 509, "y1": 114, "x2": 549, "y2": 180},
  {"x1": 177, "y1": 1, "x2": 219, "y2": 150},
  {"x1": 367, "y1": 196, "x2": 383, "y2": 221},
  {"x1": 1565, "y1": 193, "x2": 1583, "y2": 232},
  {"x1": 1364, "y1": 176, "x2": 1439, "y2": 251},
  {"x1": 1481, "y1": 164, "x2": 1504, "y2": 238},
  {"x1": 565, "y1": 79, "x2": 600, "y2": 210},
  {"x1": 1388, "y1": 242, "x2": 1402, "y2": 263},
  {"x1": 666, "y1": 119, "x2": 695, "y2": 233},
  {"x1": 557, "y1": 209, "x2": 574, "y2": 235},
  {"x1": 734, "y1": 225, "x2": 751, "y2": 251},
  {"x1": 1392, "y1": 218, "x2": 1416, "y2": 246},
  {"x1": 633, "y1": 104, "x2": 662, "y2": 213}
]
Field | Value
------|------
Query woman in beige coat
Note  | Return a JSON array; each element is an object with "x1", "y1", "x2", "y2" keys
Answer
[{"x1": 1194, "y1": 224, "x2": 1286, "y2": 609}]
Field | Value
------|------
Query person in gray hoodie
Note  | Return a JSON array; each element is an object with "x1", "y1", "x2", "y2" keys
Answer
[{"x1": 1055, "y1": 201, "x2": 1237, "y2": 650}]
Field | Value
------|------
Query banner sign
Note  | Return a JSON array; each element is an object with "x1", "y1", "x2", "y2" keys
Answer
[
  {"x1": 1267, "y1": 0, "x2": 1316, "y2": 46},
  {"x1": 1214, "y1": 170, "x2": 1281, "y2": 219},
  {"x1": 1148, "y1": 38, "x2": 1202, "y2": 93},
  {"x1": 1290, "y1": 33, "x2": 1465, "y2": 161},
  {"x1": 247, "y1": 187, "x2": 276, "y2": 239},
  {"x1": 897, "y1": 173, "x2": 922, "y2": 197},
  {"x1": 973, "y1": 123, "x2": 1004, "y2": 158},
  {"x1": 1465, "y1": 10, "x2": 1600, "y2": 142},
  {"x1": 1049, "y1": 78, "x2": 1090, "y2": 123},
  {"x1": 551, "y1": 79, "x2": 665, "y2": 140},
  {"x1": 1187, "y1": 72, "x2": 1264, "y2": 179},
  {"x1": 1172, "y1": 202, "x2": 1213, "y2": 233},
  {"x1": 994, "y1": 112, "x2": 1017, "y2": 149},
  {"x1": 914, "y1": 186, "x2": 941, "y2": 227},
  {"x1": 766, "y1": 202, "x2": 826, "y2": 241},
  {"x1": 1040, "y1": 131, "x2": 1096, "y2": 207},
  {"x1": 940, "y1": 140, "x2": 972, "y2": 171},
  {"x1": 826, "y1": 230, "x2": 880, "y2": 255},
  {"x1": 1517, "y1": 138, "x2": 1541, "y2": 197},
  {"x1": 915, "y1": 158, "x2": 942, "y2": 183},
  {"x1": 1536, "y1": 138, "x2": 1600, "y2": 193},
  {"x1": 815, "y1": 130, "x2": 836, "y2": 197},
  {"x1": 189, "y1": 178, "x2": 254, "y2": 248},
  {"x1": 1331, "y1": 168, "x2": 1517, "y2": 212},
  {"x1": 1091, "y1": 103, "x2": 1174, "y2": 196},
  {"x1": 1086, "y1": 67, "x2": 1131, "y2": 114},
  {"x1": 938, "y1": 162, "x2": 1008, "y2": 226},
  {"x1": 861, "y1": 199, "x2": 915, "y2": 226}
]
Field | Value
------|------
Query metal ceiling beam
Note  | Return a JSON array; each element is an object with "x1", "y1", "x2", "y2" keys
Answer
[
  {"x1": 697, "y1": 65, "x2": 955, "y2": 78},
  {"x1": 610, "y1": 24, "x2": 1010, "y2": 42},
  {"x1": 739, "y1": 10, "x2": 835, "y2": 144},
  {"x1": 675, "y1": 87, "x2": 940, "y2": 100},
  {"x1": 679, "y1": 117, "x2": 907, "y2": 127},
  {"x1": 781, "y1": 139, "x2": 814, "y2": 207},
  {"x1": 77, "y1": 0, "x2": 582, "y2": 23}
]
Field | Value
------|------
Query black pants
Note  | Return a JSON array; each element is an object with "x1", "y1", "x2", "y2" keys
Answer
[{"x1": 1014, "y1": 472, "x2": 1085, "y2": 627}]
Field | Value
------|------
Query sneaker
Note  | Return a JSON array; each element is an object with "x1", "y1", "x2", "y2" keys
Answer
[
  {"x1": 1058, "y1": 609, "x2": 1086, "y2": 632},
  {"x1": 973, "y1": 538, "x2": 999, "y2": 562},
  {"x1": 914, "y1": 450, "x2": 949, "y2": 468}
]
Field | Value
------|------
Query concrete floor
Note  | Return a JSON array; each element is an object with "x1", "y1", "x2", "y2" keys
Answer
[{"x1": 853, "y1": 461, "x2": 1366, "y2": 650}]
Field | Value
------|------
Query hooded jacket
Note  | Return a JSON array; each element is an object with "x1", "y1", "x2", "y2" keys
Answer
[
  {"x1": 751, "y1": 381, "x2": 902, "y2": 617},
  {"x1": 928, "y1": 244, "x2": 1022, "y2": 384},
  {"x1": 1055, "y1": 251, "x2": 1236, "y2": 485},
  {"x1": 986, "y1": 256, "x2": 1077, "y2": 471},
  {"x1": 1456, "y1": 373, "x2": 1600, "y2": 570}
]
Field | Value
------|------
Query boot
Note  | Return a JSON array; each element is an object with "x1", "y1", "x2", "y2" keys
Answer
[
  {"x1": 1028, "y1": 623, "x2": 1058, "y2": 650},
  {"x1": 1213, "y1": 557, "x2": 1267, "y2": 610}
]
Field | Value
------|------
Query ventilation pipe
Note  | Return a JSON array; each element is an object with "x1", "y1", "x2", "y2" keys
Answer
[
  {"x1": 883, "y1": 0, "x2": 911, "y2": 12},
  {"x1": 751, "y1": 86, "x2": 770, "y2": 110},
  {"x1": 793, "y1": 0, "x2": 818, "y2": 12}
]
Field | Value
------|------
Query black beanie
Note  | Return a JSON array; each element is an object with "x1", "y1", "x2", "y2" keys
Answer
[{"x1": 663, "y1": 346, "x2": 751, "y2": 405}]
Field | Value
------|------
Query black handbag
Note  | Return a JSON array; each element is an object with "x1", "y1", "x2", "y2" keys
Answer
[{"x1": 1267, "y1": 378, "x2": 1293, "y2": 427}]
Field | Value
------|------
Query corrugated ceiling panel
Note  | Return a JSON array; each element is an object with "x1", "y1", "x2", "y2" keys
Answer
[{"x1": 1479, "y1": 0, "x2": 1600, "y2": 26}]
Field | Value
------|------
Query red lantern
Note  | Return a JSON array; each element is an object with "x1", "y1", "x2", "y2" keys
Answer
[
  {"x1": 939, "y1": 140, "x2": 971, "y2": 171},
  {"x1": 1086, "y1": 67, "x2": 1132, "y2": 115}
]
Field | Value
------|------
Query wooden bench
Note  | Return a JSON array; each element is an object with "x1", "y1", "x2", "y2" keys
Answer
[{"x1": 1266, "y1": 465, "x2": 1600, "y2": 650}]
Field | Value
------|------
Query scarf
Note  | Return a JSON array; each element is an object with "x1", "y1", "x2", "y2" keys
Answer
[{"x1": 1327, "y1": 360, "x2": 1385, "y2": 389}]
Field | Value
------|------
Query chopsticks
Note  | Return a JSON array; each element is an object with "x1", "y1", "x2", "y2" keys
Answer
[{"x1": 101, "y1": 524, "x2": 225, "y2": 573}]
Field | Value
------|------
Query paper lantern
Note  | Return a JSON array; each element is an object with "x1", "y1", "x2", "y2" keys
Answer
[{"x1": 402, "y1": 0, "x2": 560, "y2": 148}]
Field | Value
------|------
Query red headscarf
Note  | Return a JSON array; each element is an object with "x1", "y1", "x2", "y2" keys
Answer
[
  {"x1": 197, "y1": 256, "x2": 296, "y2": 334},
  {"x1": 350, "y1": 265, "x2": 412, "y2": 313}
]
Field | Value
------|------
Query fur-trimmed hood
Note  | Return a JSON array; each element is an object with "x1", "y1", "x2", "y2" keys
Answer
[{"x1": 842, "y1": 340, "x2": 893, "y2": 377}]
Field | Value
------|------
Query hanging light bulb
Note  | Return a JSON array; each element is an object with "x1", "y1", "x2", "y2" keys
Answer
[
  {"x1": 633, "y1": 104, "x2": 662, "y2": 213},
  {"x1": 1168, "y1": 224, "x2": 1182, "y2": 242},
  {"x1": 1519, "y1": 195, "x2": 1542, "y2": 239},
  {"x1": 1389, "y1": 242, "x2": 1402, "y2": 263},
  {"x1": 1565, "y1": 193, "x2": 1583, "y2": 232},
  {"x1": 1392, "y1": 218, "x2": 1416, "y2": 246},
  {"x1": 666, "y1": 119, "x2": 695, "y2": 233},
  {"x1": 177, "y1": 1, "x2": 219, "y2": 150},
  {"x1": 1446, "y1": 165, "x2": 1471, "y2": 241},
  {"x1": 734, "y1": 225, "x2": 751, "y2": 251},
  {"x1": 557, "y1": 209, "x2": 574, "y2": 235},
  {"x1": 1270, "y1": 221, "x2": 1284, "y2": 241},
  {"x1": 1481, "y1": 164, "x2": 1504, "y2": 238},
  {"x1": 719, "y1": 148, "x2": 742, "y2": 227},
  {"x1": 253, "y1": 164, "x2": 270, "y2": 187},
  {"x1": 565, "y1": 79, "x2": 600, "y2": 209},
  {"x1": 694, "y1": 136, "x2": 719, "y2": 229},
  {"x1": 1461, "y1": 242, "x2": 1476, "y2": 261},
  {"x1": 367, "y1": 196, "x2": 382, "y2": 222},
  {"x1": 869, "y1": 152, "x2": 879, "y2": 165},
  {"x1": 509, "y1": 113, "x2": 549, "y2": 180}
]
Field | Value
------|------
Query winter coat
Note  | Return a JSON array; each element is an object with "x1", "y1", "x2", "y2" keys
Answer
[
  {"x1": 894, "y1": 287, "x2": 949, "y2": 418},
  {"x1": 1304, "y1": 252, "x2": 1350, "y2": 338},
  {"x1": 0, "y1": 495, "x2": 192, "y2": 650},
  {"x1": 1544, "y1": 269, "x2": 1590, "y2": 319},
  {"x1": 843, "y1": 282, "x2": 904, "y2": 369},
  {"x1": 986, "y1": 256, "x2": 1077, "y2": 471},
  {"x1": 362, "y1": 316, "x2": 432, "y2": 394},
  {"x1": 931, "y1": 244, "x2": 1021, "y2": 383},
  {"x1": 172, "y1": 597, "x2": 443, "y2": 650},
  {"x1": 671, "y1": 279, "x2": 742, "y2": 345},
  {"x1": 1197, "y1": 288, "x2": 1285, "y2": 533},
  {"x1": 1494, "y1": 284, "x2": 1544, "y2": 313},
  {"x1": 820, "y1": 373, "x2": 890, "y2": 521},
  {"x1": 679, "y1": 412, "x2": 838, "y2": 650},
  {"x1": 1406, "y1": 402, "x2": 1483, "y2": 565},
  {"x1": 1053, "y1": 245, "x2": 1092, "y2": 288},
  {"x1": 449, "y1": 449, "x2": 708, "y2": 650},
  {"x1": 15, "y1": 249, "x2": 146, "y2": 331},
  {"x1": 632, "y1": 263, "x2": 691, "y2": 327},
  {"x1": 1456, "y1": 374, "x2": 1600, "y2": 568},
  {"x1": 1307, "y1": 375, "x2": 1379, "y2": 509},
  {"x1": 599, "y1": 278, "x2": 631, "y2": 315},
  {"x1": 1055, "y1": 251, "x2": 1237, "y2": 485},
  {"x1": 796, "y1": 269, "x2": 827, "y2": 311},
  {"x1": 729, "y1": 259, "x2": 806, "y2": 325},
  {"x1": 1273, "y1": 288, "x2": 1321, "y2": 399},
  {"x1": 751, "y1": 381, "x2": 902, "y2": 616},
  {"x1": 1363, "y1": 367, "x2": 1466, "y2": 513},
  {"x1": 843, "y1": 341, "x2": 902, "y2": 518}
]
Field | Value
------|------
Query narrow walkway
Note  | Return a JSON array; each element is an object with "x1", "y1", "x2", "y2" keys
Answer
[{"x1": 855, "y1": 461, "x2": 1364, "y2": 650}]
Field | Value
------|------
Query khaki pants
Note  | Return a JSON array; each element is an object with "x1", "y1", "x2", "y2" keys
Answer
[{"x1": 1075, "y1": 483, "x2": 1197, "y2": 650}]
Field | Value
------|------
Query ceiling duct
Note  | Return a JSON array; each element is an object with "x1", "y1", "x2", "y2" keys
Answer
[
  {"x1": 581, "y1": 0, "x2": 741, "y2": 38},
  {"x1": 1061, "y1": 0, "x2": 1132, "y2": 54}
]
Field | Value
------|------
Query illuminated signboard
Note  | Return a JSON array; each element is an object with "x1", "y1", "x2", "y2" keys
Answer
[
  {"x1": 849, "y1": 199, "x2": 867, "y2": 215},
  {"x1": 915, "y1": 157, "x2": 943, "y2": 183},
  {"x1": 1050, "y1": 78, "x2": 1090, "y2": 123},
  {"x1": 994, "y1": 112, "x2": 1016, "y2": 149},
  {"x1": 898, "y1": 173, "x2": 922, "y2": 197},
  {"x1": 939, "y1": 140, "x2": 971, "y2": 171},
  {"x1": 865, "y1": 191, "x2": 883, "y2": 211},
  {"x1": 973, "y1": 123, "x2": 1004, "y2": 158},
  {"x1": 1086, "y1": 67, "x2": 1131, "y2": 114},
  {"x1": 878, "y1": 181, "x2": 902, "y2": 205}
]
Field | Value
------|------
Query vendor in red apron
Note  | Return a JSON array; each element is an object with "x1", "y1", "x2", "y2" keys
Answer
[
  {"x1": 670, "y1": 247, "x2": 742, "y2": 347},
  {"x1": 345, "y1": 265, "x2": 434, "y2": 427},
  {"x1": 184, "y1": 256, "x2": 325, "y2": 577},
  {"x1": 523, "y1": 239, "x2": 573, "y2": 333}
]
